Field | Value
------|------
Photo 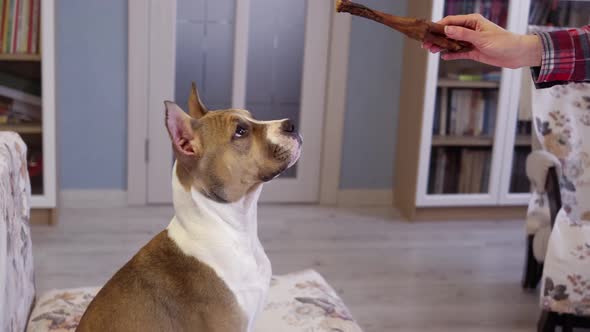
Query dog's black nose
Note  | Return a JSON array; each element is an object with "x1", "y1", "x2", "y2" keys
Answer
[{"x1": 281, "y1": 120, "x2": 296, "y2": 133}]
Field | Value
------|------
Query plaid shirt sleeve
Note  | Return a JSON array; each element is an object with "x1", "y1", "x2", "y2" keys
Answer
[{"x1": 532, "y1": 26, "x2": 590, "y2": 88}]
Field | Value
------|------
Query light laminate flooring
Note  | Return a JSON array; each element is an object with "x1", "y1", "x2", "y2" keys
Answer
[{"x1": 32, "y1": 205, "x2": 540, "y2": 332}]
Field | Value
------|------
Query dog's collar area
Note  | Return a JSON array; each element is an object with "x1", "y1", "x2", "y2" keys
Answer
[{"x1": 171, "y1": 162, "x2": 262, "y2": 235}]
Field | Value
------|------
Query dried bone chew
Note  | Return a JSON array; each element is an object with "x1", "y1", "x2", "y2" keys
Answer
[{"x1": 335, "y1": 0, "x2": 472, "y2": 53}]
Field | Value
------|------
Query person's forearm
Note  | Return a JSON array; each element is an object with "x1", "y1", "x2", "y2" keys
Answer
[{"x1": 424, "y1": 14, "x2": 590, "y2": 86}]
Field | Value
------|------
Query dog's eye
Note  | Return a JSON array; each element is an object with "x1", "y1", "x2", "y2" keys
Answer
[{"x1": 234, "y1": 125, "x2": 248, "y2": 138}]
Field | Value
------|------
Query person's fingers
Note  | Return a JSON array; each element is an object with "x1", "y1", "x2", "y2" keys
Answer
[
  {"x1": 423, "y1": 42, "x2": 441, "y2": 52},
  {"x1": 429, "y1": 45, "x2": 442, "y2": 53},
  {"x1": 422, "y1": 41, "x2": 445, "y2": 54},
  {"x1": 437, "y1": 14, "x2": 481, "y2": 29},
  {"x1": 441, "y1": 50, "x2": 477, "y2": 61},
  {"x1": 422, "y1": 44, "x2": 442, "y2": 53},
  {"x1": 437, "y1": 15, "x2": 471, "y2": 26},
  {"x1": 444, "y1": 25, "x2": 479, "y2": 44}
]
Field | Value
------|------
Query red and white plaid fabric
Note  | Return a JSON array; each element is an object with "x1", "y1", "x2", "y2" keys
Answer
[{"x1": 533, "y1": 26, "x2": 590, "y2": 88}]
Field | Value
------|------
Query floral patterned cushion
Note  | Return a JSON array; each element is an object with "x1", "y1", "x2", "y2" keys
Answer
[
  {"x1": 27, "y1": 288, "x2": 95, "y2": 332},
  {"x1": 27, "y1": 270, "x2": 363, "y2": 332},
  {"x1": 532, "y1": 83, "x2": 590, "y2": 316},
  {"x1": 256, "y1": 270, "x2": 362, "y2": 332},
  {"x1": 0, "y1": 132, "x2": 35, "y2": 332}
]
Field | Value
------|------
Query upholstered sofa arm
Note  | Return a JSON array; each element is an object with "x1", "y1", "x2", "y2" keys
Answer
[
  {"x1": 0, "y1": 132, "x2": 35, "y2": 332},
  {"x1": 525, "y1": 151, "x2": 560, "y2": 235},
  {"x1": 526, "y1": 151, "x2": 561, "y2": 195}
]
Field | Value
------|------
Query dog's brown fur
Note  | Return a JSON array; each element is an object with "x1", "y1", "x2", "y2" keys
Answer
[{"x1": 76, "y1": 231, "x2": 246, "y2": 332}]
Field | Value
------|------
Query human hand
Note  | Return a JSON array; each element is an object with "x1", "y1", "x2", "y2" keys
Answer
[{"x1": 422, "y1": 14, "x2": 542, "y2": 69}]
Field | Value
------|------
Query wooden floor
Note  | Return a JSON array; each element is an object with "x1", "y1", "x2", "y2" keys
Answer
[{"x1": 31, "y1": 205, "x2": 540, "y2": 332}]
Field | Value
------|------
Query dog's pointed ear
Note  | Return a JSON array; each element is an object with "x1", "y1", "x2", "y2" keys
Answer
[
  {"x1": 164, "y1": 101, "x2": 199, "y2": 158},
  {"x1": 189, "y1": 82, "x2": 208, "y2": 119}
]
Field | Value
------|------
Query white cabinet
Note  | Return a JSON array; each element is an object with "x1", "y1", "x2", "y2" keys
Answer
[
  {"x1": 0, "y1": 0, "x2": 56, "y2": 222},
  {"x1": 395, "y1": 0, "x2": 536, "y2": 219},
  {"x1": 34, "y1": 0, "x2": 56, "y2": 213}
]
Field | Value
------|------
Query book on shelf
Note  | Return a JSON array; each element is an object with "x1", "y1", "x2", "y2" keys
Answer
[
  {"x1": 0, "y1": 0, "x2": 40, "y2": 55},
  {"x1": 433, "y1": 93, "x2": 441, "y2": 136},
  {"x1": 433, "y1": 89, "x2": 498, "y2": 137},
  {"x1": 0, "y1": 83, "x2": 40, "y2": 105},
  {"x1": 470, "y1": 150, "x2": 480, "y2": 193},
  {"x1": 469, "y1": 90, "x2": 485, "y2": 136},
  {"x1": 0, "y1": 70, "x2": 39, "y2": 95},
  {"x1": 447, "y1": 71, "x2": 501, "y2": 82},
  {"x1": 480, "y1": 152, "x2": 491, "y2": 192},
  {"x1": 443, "y1": 149, "x2": 460, "y2": 193},
  {"x1": 458, "y1": 149, "x2": 472, "y2": 193},
  {"x1": 11, "y1": 98, "x2": 41, "y2": 121},
  {"x1": 458, "y1": 149, "x2": 488, "y2": 194},
  {"x1": 477, "y1": 150, "x2": 489, "y2": 192},
  {"x1": 0, "y1": 95, "x2": 8, "y2": 124},
  {"x1": 0, "y1": 78, "x2": 41, "y2": 123},
  {"x1": 448, "y1": 90, "x2": 457, "y2": 135},
  {"x1": 529, "y1": 0, "x2": 590, "y2": 27},
  {"x1": 483, "y1": 90, "x2": 498, "y2": 136},
  {"x1": 434, "y1": 148, "x2": 447, "y2": 194},
  {"x1": 429, "y1": 148, "x2": 492, "y2": 195},
  {"x1": 445, "y1": 0, "x2": 508, "y2": 27}
]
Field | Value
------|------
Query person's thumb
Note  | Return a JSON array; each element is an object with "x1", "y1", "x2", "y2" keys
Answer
[{"x1": 445, "y1": 25, "x2": 479, "y2": 44}]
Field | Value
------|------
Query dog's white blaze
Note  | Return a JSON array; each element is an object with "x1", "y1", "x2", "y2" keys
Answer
[
  {"x1": 238, "y1": 116, "x2": 302, "y2": 165},
  {"x1": 167, "y1": 163, "x2": 271, "y2": 332},
  {"x1": 241, "y1": 116, "x2": 285, "y2": 146},
  {"x1": 263, "y1": 120, "x2": 302, "y2": 165},
  {"x1": 266, "y1": 121, "x2": 286, "y2": 146}
]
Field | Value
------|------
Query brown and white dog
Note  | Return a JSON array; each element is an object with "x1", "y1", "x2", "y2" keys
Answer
[{"x1": 76, "y1": 83, "x2": 302, "y2": 332}]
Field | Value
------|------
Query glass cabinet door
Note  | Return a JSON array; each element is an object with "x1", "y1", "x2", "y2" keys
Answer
[
  {"x1": 245, "y1": 0, "x2": 307, "y2": 178},
  {"x1": 529, "y1": 0, "x2": 590, "y2": 29},
  {"x1": 175, "y1": 0, "x2": 308, "y2": 179},
  {"x1": 427, "y1": 0, "x2": 509, "y2": 195},
  {"x1": 175, "y1": 0, "x2": 236, "y2": 111}
]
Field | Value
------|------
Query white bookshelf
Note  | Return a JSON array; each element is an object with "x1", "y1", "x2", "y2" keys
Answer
[
  {"x1": 35, "y1": 0, "x2": 56, "y2": 216},
  {"x1": 395, "y1": 0, "x2": 536, "y2": 219},
  {"x1": 0, "y1": 0, "x2": 56, "y2": 223},
  {"x1": 438, "y1": 79, "x2": 500, "y2": 89}
]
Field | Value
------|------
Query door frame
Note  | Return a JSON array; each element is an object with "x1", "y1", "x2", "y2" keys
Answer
[
  {"x1": 127, "y1": 0, "x2": 352, "y2": 205},
  {"x1": 497, "y1": 0, "x2": 532, "y2": 206}
]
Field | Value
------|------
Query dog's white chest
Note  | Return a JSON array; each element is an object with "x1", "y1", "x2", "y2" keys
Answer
[
  {"x1": 167, "y1": 181, "x2": 272, "y2": 331},
  {"x1": 168, "y1": 220, "x2": 271, "y2": 329},
  {"x1": 229, "y1": 239, "x2": 272, "y2": 326}
]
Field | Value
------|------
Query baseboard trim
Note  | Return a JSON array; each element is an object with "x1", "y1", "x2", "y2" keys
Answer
[
  {"x1": 414, "y1": 206, "x2": 527, "y2": 221},
  {"x1": 337, "y1": 189, "x2": 394, "y2": 207},
  {"x1": 59, "y1": 190, "x2": 128, "y2": 208},
  {"x1": 30, "y1": 208, "x2": 58, "y2": 225}
]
